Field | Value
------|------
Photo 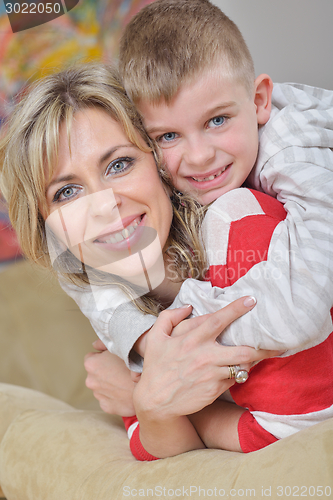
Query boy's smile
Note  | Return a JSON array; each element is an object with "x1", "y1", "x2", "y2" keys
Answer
[{"x1": 137, "y1": 70, "x2": 272, "y2": 205}]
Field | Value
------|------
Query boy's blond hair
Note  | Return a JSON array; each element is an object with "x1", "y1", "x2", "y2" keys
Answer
[{"x1": 119, "y1": 0, "x2": 255, "y2": 104}]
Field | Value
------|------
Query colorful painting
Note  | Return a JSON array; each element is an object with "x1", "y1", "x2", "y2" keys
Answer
[{"x1": 0, "y1": 0, "x2": 154, "y2": 263}]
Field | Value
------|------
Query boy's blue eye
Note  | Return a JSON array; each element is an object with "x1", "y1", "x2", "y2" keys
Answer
[
  {"x1": 162, "y1": 132, "x2": 177, "y2": 142},
  {"x1": 210, "y1": 116, "x2": 225, "y2": 127}
]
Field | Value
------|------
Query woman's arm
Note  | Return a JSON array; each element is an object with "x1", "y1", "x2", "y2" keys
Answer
[
  {"x1": 61, "y1": 279, "x2": 155, "y2": 370},
  {"x1": 132, "y1": 298, "x2": 280, "y2": 459}
]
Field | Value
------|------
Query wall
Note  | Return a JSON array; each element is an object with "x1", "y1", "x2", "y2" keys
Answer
[{"x1": 212, "y1": 0, "x2": 333, "y2": 89}]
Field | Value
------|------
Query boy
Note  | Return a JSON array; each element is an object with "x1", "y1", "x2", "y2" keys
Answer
[{"x1": 63, "y1": 0, "x2": 333, "y2": 455}]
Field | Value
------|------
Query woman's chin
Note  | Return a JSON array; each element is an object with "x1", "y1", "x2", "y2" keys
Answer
[{"x1": 84, "y1": 239, "x2": 166, "y2": 295}]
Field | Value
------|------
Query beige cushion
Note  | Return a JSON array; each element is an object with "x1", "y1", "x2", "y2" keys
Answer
[
  {"x1": 0, "y1": 383, "x2": 332, "y2": 499},
  {"x1": 0, "y1": 384, "x2": 73, "y2": 499},
  {"x1": 0, "y1": 260, "x2": 99, "y2": 410}
]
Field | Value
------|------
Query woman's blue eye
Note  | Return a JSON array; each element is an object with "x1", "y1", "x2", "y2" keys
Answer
[
  {"x1": 63, "y1": 187, "x2": 75, "y2": 198},
  {"x1": 106, "y1": 157, "x2": 133, "y2": 176},
  {"x1": 210, "y1": 116, "x2": 225, "y2": 127},
  {"x1": 53, "y1": 185, "x2": 78, "y2": 203},
  {"x1": 111, "y1": 160, "x2": 126, "y2": 172}
]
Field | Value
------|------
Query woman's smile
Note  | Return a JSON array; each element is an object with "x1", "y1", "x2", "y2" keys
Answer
[{"x1": 94, "y1": 214, "x2": 144, "y2": 245}]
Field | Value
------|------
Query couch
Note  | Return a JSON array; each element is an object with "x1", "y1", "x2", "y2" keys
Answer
[{"x1": 0, "y1": 260, "x2": 332, "y2": 499}]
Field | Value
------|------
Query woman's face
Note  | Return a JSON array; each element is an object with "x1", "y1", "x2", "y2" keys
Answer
[{"x1": 45, "y1": 107, "x2": 173, "y2": 291}]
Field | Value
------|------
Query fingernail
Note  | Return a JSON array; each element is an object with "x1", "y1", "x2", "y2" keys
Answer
[
  {"x1": 181, "y1": 304, "x2": 192, "y2": 309},
  {"x1": 243, "y1": 296, "x2": 256, "y2": 308}
]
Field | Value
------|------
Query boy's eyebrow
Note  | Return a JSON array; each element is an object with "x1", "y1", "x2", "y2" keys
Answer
[
  {"x1": 47, "y1": 143, "x2": 135, "y2": 191},
  {"x1": 202, "y1": 101, "x2": 238, "y2": 119},
  {"x1": 209, "y1": 101, "x2": 237, "y2": 112},
  {"x1": 146, "y1": 102, "x2": 237, "y2": 134}
]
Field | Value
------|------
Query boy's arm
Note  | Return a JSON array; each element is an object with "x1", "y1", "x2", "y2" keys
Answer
[
  {"x1": 239, "y1": 82, "x2": 333, "y2": 350},
  {"x1": 122, "y1": 415, "x2": 205, "y2": 461},
  {"x1": 129, "y1": 401, "x2": 247, "y2": 459},
  {"x1": 204, "y1": 84, "x2": 333, "y2": 353},
  {"x1": 173, "y1": 183, "x2": 333, "y2": 352},
  {"x1": 188, "y1": 400, "x2": 245, "y2": 452}
]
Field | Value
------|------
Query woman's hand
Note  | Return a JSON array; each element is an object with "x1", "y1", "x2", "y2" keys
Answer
[
  {"x1": 133, "y1": 297, "x2": 281, "y2": 457},
  {"x1": 134, "y1": 297, "x2": 274, "y2": 418},
  {"x1": 84, "y1": 341, "x2": 136, "y2": 416}
]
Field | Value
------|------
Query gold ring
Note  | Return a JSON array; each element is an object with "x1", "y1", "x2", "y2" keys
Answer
[{"x1": 228, "y1": 365, "x2": 236, "y2": 379}]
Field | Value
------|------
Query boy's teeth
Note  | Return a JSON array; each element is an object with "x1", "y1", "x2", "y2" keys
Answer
[
  {"x1": 98, "y1": 217, "x2": 141, "y2": 244},
  {"x1": 192, "y1": 167, "x2": 226, "y2": 182}
]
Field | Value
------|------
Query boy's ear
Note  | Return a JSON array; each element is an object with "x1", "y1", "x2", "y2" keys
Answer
[{"x1": 254, "y1": 74, "x2": 273, "y2": 125}]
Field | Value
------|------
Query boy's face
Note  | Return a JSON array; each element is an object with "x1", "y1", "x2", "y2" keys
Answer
[{"x1": 137, "y1": 71, "x2": 271, "y2": 205}]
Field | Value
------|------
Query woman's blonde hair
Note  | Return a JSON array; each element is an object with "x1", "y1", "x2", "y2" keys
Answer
[{"x1": 0, "y1": 63, "x2": 207, "y2": 315}]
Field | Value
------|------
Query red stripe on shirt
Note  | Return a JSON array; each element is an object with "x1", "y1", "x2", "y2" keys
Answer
[{"x1": 231, "y1": 331, "x2": 333, "y2": 414}]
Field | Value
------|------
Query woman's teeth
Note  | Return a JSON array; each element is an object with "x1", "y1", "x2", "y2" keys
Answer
[
  {"x1": 98, "y1": 217, "x2": 141, "y2": 244},
  {"x1": 192, "y1": 166, "x2": 227, "y2": 182}
]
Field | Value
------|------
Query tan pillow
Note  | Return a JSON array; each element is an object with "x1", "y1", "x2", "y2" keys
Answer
[
  {"x1": 0, "y1": 260, "x2": 99, "y2": 410},
  {"x1": 0, "y1": 383, "x2": 332, "y2": 500}
]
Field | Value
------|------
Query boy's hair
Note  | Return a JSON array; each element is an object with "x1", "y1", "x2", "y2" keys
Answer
[{"x1": 119, "y1": 0, "x2": 255, "y2": 103}]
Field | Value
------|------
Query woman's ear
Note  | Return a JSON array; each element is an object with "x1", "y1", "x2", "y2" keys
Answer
[{"x1": 254, "y1": 74, "x2": 273, "y2": 125}]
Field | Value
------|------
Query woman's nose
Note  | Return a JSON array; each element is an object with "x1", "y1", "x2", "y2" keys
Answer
[{"x1": 88, "y1": 187, "x2": 119, "y2": 218}]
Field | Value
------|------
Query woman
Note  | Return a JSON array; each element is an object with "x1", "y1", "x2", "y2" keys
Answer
[{"x1": 0, "y1": 63, "x2": 284, "y2": 459}]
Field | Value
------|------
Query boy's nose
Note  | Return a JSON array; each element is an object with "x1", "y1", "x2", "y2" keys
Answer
[{"x1": 183, "y1": 137, "x2": 216, "y2": 168}]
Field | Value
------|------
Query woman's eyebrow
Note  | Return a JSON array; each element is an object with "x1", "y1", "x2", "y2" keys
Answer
[
  {"x1": 47, "y1": 174, "x2": 76, "y2": 191},
  {"x1": 98, "y1": 143, "x2": 134, "y2": 166}
]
